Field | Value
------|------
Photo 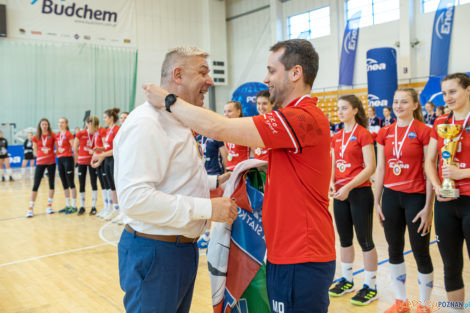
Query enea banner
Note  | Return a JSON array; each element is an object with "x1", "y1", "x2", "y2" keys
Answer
[
  {"x1": 7, "y1": 0, "x2": 136, "y2": 47},
  {"x1": 430, "y1": 0, "x2": 455, "y2": 77},
  {"x1": 366, "y1": 47, "x2": 398, "y2": 119},
  {"x1": 338, "y1": 11, "x2": 361, "y2": 86}
]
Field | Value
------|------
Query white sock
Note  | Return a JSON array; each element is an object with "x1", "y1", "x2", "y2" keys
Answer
[
  {"x1": 418, "y1": 271, "x2": 433, "y2": 303},
  {"x1": 101, "y1": 190, "x2": 107, "y2": 208},
  {"x1": 72, "y1": 198, "x2": 77, "y2": 208},
  {"x1": 21, "y1": 167, "x2": 25, "y2": 175},
  {"x1": 65, "y1": 197, "x2": 71, "y2": 207},
  {"x1": 92, "y1": 190, "x2": 97, "y2": 207},
  {"x1": 2, "y1": 169, "x2": 5, "y2": 177},
  {"x1": 390, "y1": 262, "x2": 407, "y2": 301},
  {"x1": 106, "y1": 190, "x2": 111, "y2": 210},
  {"x1": 113, "y1": 203, "x2": 119, "y2": 211},
  {"x1": 341, "y1": 262, "x2": 354, "y2": 282},
  {"x1": 6, "y1": 168, "x2": 12, "y2": 176},
  {"x1": 47, "y1": 198, "x2": 53, "y2": 206},
  {"x1": 364, "y1": 270, "x2": 377, "y2": 289},
  {"x1": 29, "y1": 201, "x2": 34, "y2": 208},
  {"x1": 80, "y1": 192, "x2": 86, "y2": 208}
]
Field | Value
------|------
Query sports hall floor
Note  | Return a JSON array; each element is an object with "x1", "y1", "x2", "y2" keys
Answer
[{"x1": 0, "y1": 171, "x2": 468, "y2": 313}]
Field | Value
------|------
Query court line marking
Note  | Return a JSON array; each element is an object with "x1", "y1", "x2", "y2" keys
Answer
[
  {"x1": 0, "y1": 213, "x2": 47, "y2": 221},
  {"x1": 0, "y1": 242, "x2": 109, "y2": 267},
  {"x1": 332, "y1": 240, "x2": 438, "y2": 283},
  {"x1": 99, "y1": 221, "x2": 119, "y2": 247}
]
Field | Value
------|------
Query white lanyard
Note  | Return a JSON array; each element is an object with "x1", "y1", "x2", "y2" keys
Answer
[
  {"x1": 393, "y1": 119, "x2": 414, "y2": 159},
  {"x1": 41, "y1": 134, "x2": 48, "y2": 148},
  {"x1": 58, "y1": 131, "x2": 65, "y2": 147},
  {"x1": 200, "y1": 137, "x2": 208, "y2": 154},
  {"x1": 293, "y1": 94, "x2": 310, "y2": 107},
  {"x1": 87, "y1": 130, "x2": 93, "y2": 147},
  {"x1": 105, "y1": 125, "x2": 114, "y2": 144},
  {"x1": 451, "y1": 112, "x2": 470, "y2": 143},
  {"x1": 340, "y1": 123, "x2": 358, "y2": 158}
]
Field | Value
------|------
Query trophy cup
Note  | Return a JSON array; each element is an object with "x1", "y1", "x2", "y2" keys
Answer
[{"x1": 437, "y1": 124, "x2": 462, "y2": 198}]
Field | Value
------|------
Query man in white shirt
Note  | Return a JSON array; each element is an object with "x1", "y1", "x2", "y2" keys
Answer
[{"x1": 114, "y1": 46, "x2": 237, "y2": 313}]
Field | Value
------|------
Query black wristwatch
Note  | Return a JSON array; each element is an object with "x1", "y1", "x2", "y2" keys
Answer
[{"x1": 165, "y1": 94, "x2": 178, "y2": 113}]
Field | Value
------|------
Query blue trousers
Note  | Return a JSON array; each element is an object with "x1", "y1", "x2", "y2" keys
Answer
[
  {"x1": 266, "y1": 260, "x2": 336, "y2": 313},
  {"x1": 118, "y1": 229, "x2": 199, "y2": 313}
]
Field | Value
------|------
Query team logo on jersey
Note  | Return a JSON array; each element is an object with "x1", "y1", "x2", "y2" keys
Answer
[
  {"x1": 336, "y1": 160, "x2": 351, "y2": 173},
  {"x1": 350, "y1": 135, "x2": 357, "y2": 141},
  {"x1": 465, "y1": 125, "x2": 470, "y2": 134},
  {"x1": 408, "y1": 132, "x2": 417, "y2": 139},
  {"x1": 388, "y1": 159, "x2": 409, "y2": 172}
]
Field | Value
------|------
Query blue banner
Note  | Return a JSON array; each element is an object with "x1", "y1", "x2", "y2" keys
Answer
[
  {"x1": 6, "y1": 145, "x2": 25, "y2": 168},
  {"x1": 367, "y1": 47, "x2": 398, "y2": 119},
  {"x1": 430, "y1": 0, "x2": 455, "y2": 77},
  {"x1": 420, "y1": 72, "x2": 470, "y2": 109},
  {"x1": 232, "y1": 82, "x2": 268, "y2": 117},
  {"x1": 339, "y1": 11, "x2": 361, "y2": 86}
]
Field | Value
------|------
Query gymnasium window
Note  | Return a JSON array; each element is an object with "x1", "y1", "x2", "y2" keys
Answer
[
  {"x1": 345, "y1": 0, "x2": 400, "y2": 28},
  {"x1": 287, "y1": 6, "x2": 330, "y2": 40},
  {"x1": 422, "y1": 0, "x2": 470, "y2": 13}
]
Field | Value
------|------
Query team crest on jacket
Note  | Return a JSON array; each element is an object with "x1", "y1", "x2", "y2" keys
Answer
[{"x1": 408, "y1": 132, "x2": 417, "y2": 139}]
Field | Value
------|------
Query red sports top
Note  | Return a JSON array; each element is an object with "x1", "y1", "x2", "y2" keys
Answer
[
  {"x1": 104, "y1": 124, "x2": 119, "y2": 152},
  {"x1": 76, "y1": 129, "x2": 101, "y2": 165},
  {"x1": 56, "y1": 130, "x2": 74, "y2": 158},
  {"x1": 225, "y1": 142, "x2": 250, "y2": 170},
  {"x1": 253, "y1": 147, "x2": 269, "y2": 161},
  {"x1": 252, "y1": 95, "x2": 335, "y2": 264},
  {"x1": 332, "y1": 124, "x2": 373, "y2": 190},
  {"x1": 33, "y1": 133, "x2": 56, "y2": 165},
  {"x1": 376, "y1": 120, "x2": 431, "y2": 194},
  {"x1": 432, "y1": 114, "x2": 470, "y2": 196}
]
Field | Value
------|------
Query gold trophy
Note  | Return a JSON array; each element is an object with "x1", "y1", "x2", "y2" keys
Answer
[{"x1": 437, "y1": 124, "x2": 462, "y2": 198}]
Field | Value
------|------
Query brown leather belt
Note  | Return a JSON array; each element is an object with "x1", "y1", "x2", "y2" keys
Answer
[{"x1": 125, "y1": 225, "x2": 198, "y2": 244}]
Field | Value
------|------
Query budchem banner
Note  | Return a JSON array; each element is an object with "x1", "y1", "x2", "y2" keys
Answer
[
  {"x1": 7, "y1": 0, "x2": 136, "y2": 46},
  {"x1": 366, "y1": 47, "x2": 398, "y2": 119},
  {"x1": 338, "y1": 11, "x2": 361, "y2": 86},
  {"x1": 429, "y1": 0, "x2": 455, "y2": 77}
]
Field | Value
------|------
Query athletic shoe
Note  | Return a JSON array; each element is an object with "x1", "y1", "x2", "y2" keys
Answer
[
  {"x1": 1, "y1": 176, "x2": 4, "y2": 182},
  {"x1": 350, "y1": 284, "x2": 378, "y2": 306},
  {"x1": 90, "y1": 207, "x2": 97, "y2": 215},
  {"x1": 66, "y1": 206, "x2": 77, "y2": 214},
  {"x1": 415, "y1": 304, "x2": 431, "y2": 313},
  {"x1": 197, "y1": 231, "x2": 210, "y2": 249},
  {"x1": 105, "y1": 209, "x2": 119, "y2": 221},
  {"x1": 77, "y1": 207, "x2": 86, "y2": 215},
  {"x1": 384, "y1": 299, "x2": 410, "y2": 313},
  {"x1": 58, "y1": 206, "x2": 69, "y2": 213},
  {"x1": 329, "y1": 278, "x2": 354, "y2": 297},
  {"x1": 46, "y1": 206, "x2": 54, "y2": 214},
  {"x1": 25, "y1": 210, "x2": 34, "y2": 218},
  {"x1": 112, "y1": 212, "x2": 124, "y2": 224},
  {"x1": 9, "y1": 176, "x2": 14, "y2": 181},
  {"x1": 98, "y1": 208, "x2": 110, "y2": 219}
]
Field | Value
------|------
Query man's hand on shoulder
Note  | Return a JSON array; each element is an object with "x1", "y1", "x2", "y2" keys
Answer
[
  {"x1": 210, "y1": 197, "x2": 238, "y2": 225},
  {"x1": 143, "y1": 83, "x2": 167, "y2": 110}
]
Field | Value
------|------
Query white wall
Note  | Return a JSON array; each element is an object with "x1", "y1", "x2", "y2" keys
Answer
[{"x1": 217, "y1": 0, "x2": 470, "y2": 112}]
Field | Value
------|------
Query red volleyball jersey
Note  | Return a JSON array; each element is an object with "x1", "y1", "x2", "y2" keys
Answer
[
  {"x1": 332, "y1": 125, "x2": 373, "y2": 189},
  {"x1": 432, "y1": 114, "x2": 470, "y2": 196},
  {"x1": 225, "y1": 142, "x2": 250, "y2": 170},
  {"x1": 376, "y1": 120, "x2": 431, "y2": 194},
  {"x1": 33, "y1": 133, "x2": 56, "y2": 165},
  {"x1": 253, "y1": 147, "x2": 269, "y2": 161},
  {"x1": 104, "y1": 124, "x2": 119, "y2": 152},
  {"x1": 252, "y1": 95, "x2": 335, "y2": 264},
  {"x1": 56, "y1": 130, "x2": 74, "y2": 158},
  {"x1": 76, "y1": 130, "x2": 101, "y2": 165}
]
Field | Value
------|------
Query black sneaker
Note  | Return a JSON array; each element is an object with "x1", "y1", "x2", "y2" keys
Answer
[
  {"x1": 329, "y1": 278, "x2": 354, "y2": 297},
  {"x1": 1, "y1": 176, "x2": 5, "y2": 182},
  {"x1": 350, "y1": 284, "x2": 378, "y2": 306},
  {"x1": 78, "y1": 207, "x2": 86, "y2": 215},
  {"x1": 9, "y1": 176, "x2": 14, "y2": 181},
  {"x1": 90, "y1": 207, "x2": 97, "y2": 215}
]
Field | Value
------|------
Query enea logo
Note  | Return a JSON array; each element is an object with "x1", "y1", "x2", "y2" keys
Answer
[
  {"x1": 408, "y1": 132, "x2": 417, "y2": 139},
  {"x1": 31, "y1": 0, "x2": 118, "y2": 23},
  {"x1": 366, "y1": 58, "x2": 387, "y2": 72},
  {"x1": 435, "y1": 5, "x2": 454, "y2": 40},
  {"x1": 343, "y1": 28, "x2": 358, "y2": 54},
  {"x1": 368, "y1": 94, "x2": 388, "y2": 107}
]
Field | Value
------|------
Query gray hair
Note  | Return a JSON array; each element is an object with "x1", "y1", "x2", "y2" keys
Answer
[{"x1": 160, "y1": 46, "x2": 209, "y2": 84}]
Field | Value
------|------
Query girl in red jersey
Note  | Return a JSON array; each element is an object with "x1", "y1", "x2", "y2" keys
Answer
[
  {"x1": 224, "y1": 101, "x2": 250, "y2": 170},
  {"x1": 92, "y1": 108, "x2": 120, "y2": 221},
  {"x1": 56, "y1": 118, "x2": 78, "y2": 214},
  {"x1": 375, "y1": 88, "x2": 434, "y2": 313},
  {"x1": 253, "y1": 90, "x2": 274, "y2": 161},
  {"x1": 26, "y1": 118, "x2": 56, "y2": 218},
  {"x1": 74, "y1": 116, "x2": 102, "y2": 215},
  {"x1": 95, "y1": 125, "x2": 111, "y2": 218},
  {"x1": 424, "y1": 73, "x2": 470, "y2": 313},
  {"x1": 328, "y1": 95, "x2": 378, "y2": 305}
]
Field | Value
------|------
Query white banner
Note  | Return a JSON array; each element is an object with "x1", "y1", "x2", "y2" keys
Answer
[{"x1": 6, "y1": 0, "x2": 136, "y2": 47}]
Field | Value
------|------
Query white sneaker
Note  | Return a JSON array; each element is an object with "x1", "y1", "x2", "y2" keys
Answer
[
  {"x1": 112, "y1": 212, "x2": 124, "y2": 224},
  {"x1": 105, "y1": 209, "x2": 119, "y2": 221},
  {"x1": 26, "y1": 210, "x2": 34, "y2": 218},
  {"x1": 98, "y1": 207, "x2": 110, "y2": 219},
  {"x1": 46, "y1": 206, "x2": 54, "y2": 214}
]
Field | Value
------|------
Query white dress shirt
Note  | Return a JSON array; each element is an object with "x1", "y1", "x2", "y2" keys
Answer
[{"x1": 114, "y1": 102, "x2": 217, "y2": 238}]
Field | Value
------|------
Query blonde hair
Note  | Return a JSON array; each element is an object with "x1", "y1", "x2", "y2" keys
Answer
[{"x1": 160, "y1": 46, "x2": 209, "y2": 84}]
